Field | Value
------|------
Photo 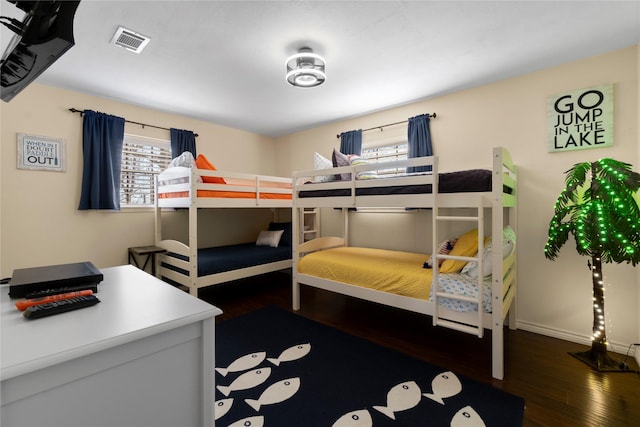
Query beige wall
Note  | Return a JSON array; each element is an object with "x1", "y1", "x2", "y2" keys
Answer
[
  {"x1": 0, "y1": 83, "x2": 279, "y2": 275},
  {"x1": 1, "y1": 45, "x2": 638, "y2": 350},
  {"x1": 637, "y1": 43, "x2": 640, "y2": 344},
  {"x1": 276, "y1": 46, "x2": 640, "y2": 349}
]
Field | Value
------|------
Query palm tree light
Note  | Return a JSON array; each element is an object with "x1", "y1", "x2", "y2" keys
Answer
[{"x1": 545, "y1": 158, "x2": 640, "y2": 371}]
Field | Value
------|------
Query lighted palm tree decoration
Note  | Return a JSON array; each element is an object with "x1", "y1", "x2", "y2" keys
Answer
[{"x1": 545, "y1": 158, "x2": 640, "y2": 371}]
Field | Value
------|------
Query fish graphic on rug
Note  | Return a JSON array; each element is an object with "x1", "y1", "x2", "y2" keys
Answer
[
  {"x1": 423, "y1": 371, "x2": 462, "y2": 405},
  {"x1": 226, "y1": 415, "x2": 264, "y2": 427},
  {"x1": 217, "y1": 367, "x2": 272, "y2": 397},
  {"x1": 216, "y1": 351, "x2": 266, "y2": 376},
  {"x1": 372, "y1": 380, "x2": 422, "y2": 420},
  {"x1": 214, "y1": 398, "x2": 233, "y2": 420},
  {"x1": 331, "y1": 409, "x2": 373, "y2": 427},
  {"x1": 450, "y1": 405, "x2": 486, "y2": 427},
  {"x1": 245, "y1": 377, "x2": 301, "y2": 411},
  {"x1": 267, "y1": 343, "x2": 311, "y2": 366}
]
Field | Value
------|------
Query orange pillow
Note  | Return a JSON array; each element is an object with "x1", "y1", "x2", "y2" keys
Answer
[
  {"x1": 195, "y1": 154, "x2": 226, "y2": 184},
  {"x1": 439, "y1": 228, "x2": 479, "y2": 273}
]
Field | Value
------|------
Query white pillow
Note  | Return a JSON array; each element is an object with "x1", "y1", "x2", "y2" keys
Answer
[
  {"x1": 256, "y1": 229, "x2": 284, "y2": 247},
  {"x1": 313, "y1": 152, "x2": 334, "y2": 183},
  {"x1": 461, "y1": 226, "x2": 515, "y2": 278},
  {"x1": 169, "y1": 151, "x2": 196, "y2": 168}
]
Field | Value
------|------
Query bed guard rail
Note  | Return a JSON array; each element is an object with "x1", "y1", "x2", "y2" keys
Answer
[{"x1": 292, "y1": 156, "x2": 438, "y2": 207}]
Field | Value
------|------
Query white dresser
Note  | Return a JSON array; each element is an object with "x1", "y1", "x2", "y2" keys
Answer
[{"x1": 1, "y1": 265, "x2": 222, "y2": 427}]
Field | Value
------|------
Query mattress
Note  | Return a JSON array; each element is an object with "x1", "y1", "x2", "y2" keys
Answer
[
  {"x1": 298, "y1": 169, "x2": 493, "y2": 198},
  {"x1": 159, "y1": 190, "x2": 291, "y2": 200},
  {"x1": 298, "y1": 246, "x2": 494, "y2": 312},
  {"x1": 297, "y1": 247, "x2": 433, "y2": 299},
  {"x1": 164, "y1": 243, "x2": 292, "y2": 277},
  {"x1": 431, "y1": 273, "x2": 493, "y2": 313}
]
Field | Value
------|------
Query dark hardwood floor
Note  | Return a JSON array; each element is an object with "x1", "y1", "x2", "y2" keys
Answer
[{"x1": 198, "y1": 270, "x2": 640, "y2": 427}]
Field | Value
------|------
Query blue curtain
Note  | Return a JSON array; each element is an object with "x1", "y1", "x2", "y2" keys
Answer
[
  {"x1": 78, "y1": 110, "x2": 126, "y2": 210},
  {"x1": 170, "y1": 128, "x2": 197, "y2": 158},
  {"x1": 339, "y1": 129, "x2": 362, "y2": 155},
  {"x1": 407, "y1": 114, "x2": 433, "y2": 173}
]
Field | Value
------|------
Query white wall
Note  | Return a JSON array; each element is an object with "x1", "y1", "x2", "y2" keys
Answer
[
  {"x1": 0, "y1": 83, "x2": 280, "y2": 275},
  {"x1": 276, "y1": 46, "x2": 639, "y2": 351}
]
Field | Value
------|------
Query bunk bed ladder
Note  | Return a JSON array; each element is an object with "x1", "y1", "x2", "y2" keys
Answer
[{"x1": 432, "y1": 196, "x2": 485, "y2": 338}]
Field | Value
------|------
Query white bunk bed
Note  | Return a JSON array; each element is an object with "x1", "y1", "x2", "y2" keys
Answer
[
  {"x1": 155, "y1": 164, "x2": 293, "y2": 296},
  {"x1": 291, "y1": 147, "x2": 517, "y2": 380}
]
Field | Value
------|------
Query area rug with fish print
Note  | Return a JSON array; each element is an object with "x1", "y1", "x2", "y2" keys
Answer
[{"x1": 214, "y1": 306, "x2": 524, "y2": 427}]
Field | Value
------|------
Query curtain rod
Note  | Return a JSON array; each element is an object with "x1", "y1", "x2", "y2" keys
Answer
[
  {"x1": 68, "y1": 108, "x2": 199, "y2": 137},
  {"x1": 336, "y1": 113, "x2": 436, "y2": 139}
]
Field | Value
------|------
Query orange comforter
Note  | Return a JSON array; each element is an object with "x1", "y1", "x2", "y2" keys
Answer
[{"x1": 159, "y1": 190, "x2": 291, "y2": 200}]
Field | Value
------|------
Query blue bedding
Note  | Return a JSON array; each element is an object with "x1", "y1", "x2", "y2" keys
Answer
[
  {"x1": 165, "y1": 243, "x2": 292, "y2": 277},
  {"x1": 299, "y1": 169, "x2": 498, "y2": 197}
]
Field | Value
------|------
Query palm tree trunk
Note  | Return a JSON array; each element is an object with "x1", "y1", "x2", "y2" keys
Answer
[
  {"x1": 570, "y1": 254, "x2": 624, "y2": 371},
  {"x1": 590, "y1": 254, "x2": 608, "y2": 361}
]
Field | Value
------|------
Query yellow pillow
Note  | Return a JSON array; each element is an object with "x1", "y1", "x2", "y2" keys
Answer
[{"x1": 439, "y1": 228, "x2": 479, "y2": 273}]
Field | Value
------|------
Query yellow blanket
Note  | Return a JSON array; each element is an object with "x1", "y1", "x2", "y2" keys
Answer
[{"x1": 297, "y1": 247, "x2": 433, "y2": 300}]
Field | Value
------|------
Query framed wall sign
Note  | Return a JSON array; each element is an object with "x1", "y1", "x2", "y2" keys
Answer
[
  {"x1": 547, "y1": 83, "x2": 614, "y2": 153},
  {"x1": 17, "y1": 133, "x2": 66, "y2": 172}
]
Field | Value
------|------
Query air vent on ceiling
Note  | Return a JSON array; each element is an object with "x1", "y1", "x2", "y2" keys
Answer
[{"x1": 110, "y1": 26, "x2": 150, "y2": 54}]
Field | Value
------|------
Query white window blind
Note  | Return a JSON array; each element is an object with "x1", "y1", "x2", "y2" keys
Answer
[
  {"x1": 361, "y1": 141, "x2": 408, "y2": 176},
  {"x1": 120, "y1": 135, "x2": 171, "y2": 207}
]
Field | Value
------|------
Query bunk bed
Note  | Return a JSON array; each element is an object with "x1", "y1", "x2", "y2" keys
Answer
[
  {"x1": 291, "y1": 147, "x2": 517, "y2": 380},
  {"x1": 155, "y1": 159, "x2": 293, "y2": 296}
]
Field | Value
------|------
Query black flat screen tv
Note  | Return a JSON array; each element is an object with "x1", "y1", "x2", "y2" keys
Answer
[{"x1": 1, "y1": 1, "x2": 81, "y2": 102}]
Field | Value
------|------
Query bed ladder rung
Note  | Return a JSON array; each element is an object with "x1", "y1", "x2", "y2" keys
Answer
[
  {"x1": 434, "y1": 318, "x2": 482, "y2": 337},
  {"x1": 436, "y1": 254, "x2": 478, "y2": 262}
]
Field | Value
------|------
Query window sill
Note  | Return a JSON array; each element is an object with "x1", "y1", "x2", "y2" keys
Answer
[{"x1": 119, "y1": 206, "x2": 155, "y2": 213}]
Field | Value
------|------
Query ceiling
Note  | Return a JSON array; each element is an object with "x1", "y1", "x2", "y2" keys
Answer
[{"x1": 2, "y1": 1, "x2": 639, "y2": 137}]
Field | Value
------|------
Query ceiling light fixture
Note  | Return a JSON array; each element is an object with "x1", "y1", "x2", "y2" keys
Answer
[{"x1": 286, "y1": 47, "x2": 326, "y2": 88}]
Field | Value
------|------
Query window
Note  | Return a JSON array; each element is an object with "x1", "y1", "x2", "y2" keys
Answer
[
  {"x1": 120, "y1": 135, "x2": 171, "y2": 207},
  {"x1": 360, "y1": 140, "x2": 408, "y2": 176}
]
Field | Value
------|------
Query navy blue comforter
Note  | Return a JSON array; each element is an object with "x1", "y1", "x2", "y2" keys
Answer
[{"x1": 165, "y1": 243, "x2": 291, "y2": 277}]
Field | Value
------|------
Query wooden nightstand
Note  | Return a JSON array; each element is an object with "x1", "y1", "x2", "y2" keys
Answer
[{"x1": 128, "y1": 246, "x2": 167, "y2": 276}]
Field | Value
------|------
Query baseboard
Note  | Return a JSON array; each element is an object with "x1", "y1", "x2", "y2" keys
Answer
[
  {"x1": 516, "y1": 320, "x2": 633, "y2": 355},
  {"x1": 516, "y1": 320, "x2": 592, "y2": 346}
]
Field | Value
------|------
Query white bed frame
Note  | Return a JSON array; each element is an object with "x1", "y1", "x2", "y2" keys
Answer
[
  {"x1": 154, "y1": 166, "x2": 293, "y2": 296},
  {"x1": 291, "y1": 147, "x2": 517, "y2": 380}
]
